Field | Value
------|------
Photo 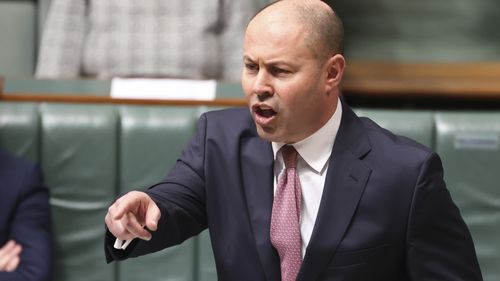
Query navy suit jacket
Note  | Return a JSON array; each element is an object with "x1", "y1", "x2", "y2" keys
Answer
[
  {"x1": 0, "y1": 148, "x2": 52, "y2": 281},
  {"x1": 106, "y1": 102, "x2": 482, "y2": 281}
]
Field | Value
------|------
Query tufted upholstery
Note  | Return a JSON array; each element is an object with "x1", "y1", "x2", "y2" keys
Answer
[{"x1": 0, "y1": 101, "x2": 216, "y2": 281}]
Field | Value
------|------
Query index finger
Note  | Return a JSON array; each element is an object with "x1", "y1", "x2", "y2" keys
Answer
[{"x1": 110, "y1": 192, "x2": 140, "y2": 220}]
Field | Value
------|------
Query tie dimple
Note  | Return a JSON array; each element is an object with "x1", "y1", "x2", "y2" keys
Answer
[
  {"x1": 270, "y1": 145, "x2": 302, "y2": 281},
  {"x1": 282, "y1": 146, "x2": 297, "y2": 169}
]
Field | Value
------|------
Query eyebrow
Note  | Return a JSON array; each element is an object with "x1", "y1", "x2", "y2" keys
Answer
[
  {"x1": 243, "y1": 56, "x2": 294, "y2": 68},
  {"x1": 243, "y1": 55, "x2": 255, "y2": 62}
]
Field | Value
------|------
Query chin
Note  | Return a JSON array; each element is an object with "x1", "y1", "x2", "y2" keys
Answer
[{"x1": 256, "y1": 127, "x2": 279, "y2": 142}]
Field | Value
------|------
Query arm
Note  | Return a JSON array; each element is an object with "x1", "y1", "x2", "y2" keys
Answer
[
  {"x1": 35, "y1": 0, "x2": 87, "y2": 78},
  {"x1": 406, "y1": 153, "x2": 483, "y2": 280},
  {"x1": 0, "y1": 165, "x2": 52, "y2": 281},
  {"x1": 105, "y1": 114, "x2": 209, "y2": 262}
]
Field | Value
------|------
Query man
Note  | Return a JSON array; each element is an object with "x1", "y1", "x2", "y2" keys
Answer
[
  {"x1": 0, "y1": 147, "x2": 53, "y2": 281},
  {"x1": 105, "y1": 1, "x2": 483, "y2": 280}
]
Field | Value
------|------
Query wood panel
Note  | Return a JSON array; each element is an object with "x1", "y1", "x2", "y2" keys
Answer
[
  {"x1": 0, "y1": 93, "x2": 247, "y2": 107},
  {"x1": 342, "y1": 62, "x2": 500, "y2": 98},
  {"x1": 2, "y1": 63, "x2": 500, "y2": 107}
]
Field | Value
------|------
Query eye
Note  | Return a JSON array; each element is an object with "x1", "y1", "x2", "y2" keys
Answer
[
  {"x1": 270, "y1": 66, "x2": 291, "y2": 77},
  {"x1": 244, "y1": 62, "x2": 259, "y2": 73}
]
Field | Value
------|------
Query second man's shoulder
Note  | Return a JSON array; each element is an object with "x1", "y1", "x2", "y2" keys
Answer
[
  {"x1": 200, "y1": 107, "x2": 255, "y2": 131},
  {"x1": 203, "y1": 106, "x2": 250, "y2": 120}
]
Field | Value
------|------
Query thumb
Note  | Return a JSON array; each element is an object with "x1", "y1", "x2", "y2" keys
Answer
[{"x1": 145, "y1": 200, "x2": 161, "y2": 231}]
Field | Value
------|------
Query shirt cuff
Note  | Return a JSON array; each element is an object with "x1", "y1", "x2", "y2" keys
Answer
[{"x1": 114, "y1": 238, "x2": 133, "y2": 250}]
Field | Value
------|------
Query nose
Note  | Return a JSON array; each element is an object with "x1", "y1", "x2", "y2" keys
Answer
[{"x1": 253, "y1": 71, "x2": 274, "y2": 101}]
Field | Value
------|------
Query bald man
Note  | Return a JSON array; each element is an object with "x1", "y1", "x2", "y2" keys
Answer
[{"x1": 104, "y1": 1, "x2": 482, "y2": 280}]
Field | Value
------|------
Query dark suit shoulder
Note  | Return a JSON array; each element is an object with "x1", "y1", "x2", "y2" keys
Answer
[
  {"x1": 203, "y1": 107, "x2": 252, "y2": 125},
  {"x1": 357, "y1": 116, "x2": 435, "y2": 169},
  {"x1": 0, "y1": 148, "x2": 36, "y2": 171},
  {"x1": 0, "y1": 148, "x2": 41, "y2": 194},
  {"x1": 202, "y1": 107, "x2": 257, "y2": 138}
]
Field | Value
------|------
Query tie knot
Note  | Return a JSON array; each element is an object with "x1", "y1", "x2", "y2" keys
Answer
[{"x1": 281, "y1": 145, "x2": 298, "y2": 169}]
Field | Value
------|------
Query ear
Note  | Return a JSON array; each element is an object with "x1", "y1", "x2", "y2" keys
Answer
[{"x1": 324, "y1": 54, "x2": 345, "y2": 93}]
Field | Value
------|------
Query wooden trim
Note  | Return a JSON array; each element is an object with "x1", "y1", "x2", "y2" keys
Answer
[
  {"x1": 2, "y1": 62, "x2": 500, "y2": 105},
  {"x1": 342, "y1": 62, "x2": 500, "y2": 98},
  {"x1": 0, "y1": 93, "x2": 247, "y2": 106}
]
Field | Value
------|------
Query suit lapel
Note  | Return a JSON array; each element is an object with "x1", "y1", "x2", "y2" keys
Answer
[
  {"x1": 298, "y1": 103, "x2": 373, "y2": 281},
  {"x1": 241, "y1": 135, "x2": 281, "y2": 281}
]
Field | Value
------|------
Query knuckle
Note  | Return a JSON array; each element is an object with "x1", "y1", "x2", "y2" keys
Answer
[{"x1": 125, "y1": 220, "x2": 133, "y2": 229}]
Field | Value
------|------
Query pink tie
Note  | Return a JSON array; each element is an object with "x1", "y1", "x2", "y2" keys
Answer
[{"x1": 270, "y1": 145, "x2": 302, "y2": 281}]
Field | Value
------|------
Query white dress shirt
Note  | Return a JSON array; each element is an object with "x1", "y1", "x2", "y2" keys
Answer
[{"x1": 272, "y1": 98, "x2": 342, "y2": 257}]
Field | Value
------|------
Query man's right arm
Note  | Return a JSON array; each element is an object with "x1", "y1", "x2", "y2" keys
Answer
[{"x1": 104, "y1": 113, "x2": 210, "y2": 262}]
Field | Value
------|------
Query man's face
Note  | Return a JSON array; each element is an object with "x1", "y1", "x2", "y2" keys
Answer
[{"x1": 242, "y1": 15, "x2": 334, "y2": 144}]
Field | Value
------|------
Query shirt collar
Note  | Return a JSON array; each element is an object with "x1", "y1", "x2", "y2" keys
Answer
[{"x1": 272, "y1": 98, "x2": 342, "y2": 173}]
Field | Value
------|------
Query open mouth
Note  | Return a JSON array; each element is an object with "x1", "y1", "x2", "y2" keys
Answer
[
  {"x1": 256, "y1": 107, "x2": 277, "y2": 118},
  {"x1": 253, "y1": 105, "x2": 277, "y2": 126}
]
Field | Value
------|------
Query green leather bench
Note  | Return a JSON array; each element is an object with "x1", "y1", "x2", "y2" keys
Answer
[
  {"x1": 435, "y1": 112, "x2": 500, "y2": 281},
  {"x1": 0, "y1": 101, "x2": 216, "y2": 281},
  {"x1": 41, "y1": 103, "x2": 118, "y2": 281},
  {"x1": 1, "y1": 101, "x2": 498, "y2": 281},
  {"x1": 118, "y1": 105, "x2": 200, "y2": 281},
  {"x1": 355, "y1": 109, "x2": 434, "y2": 147}
]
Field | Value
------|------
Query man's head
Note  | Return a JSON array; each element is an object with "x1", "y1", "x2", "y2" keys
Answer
[{"x1": 242, "y1": 0, "x2": 346, "y2": 143}]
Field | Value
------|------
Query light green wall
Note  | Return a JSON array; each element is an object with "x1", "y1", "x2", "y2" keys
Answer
[
  {"x1": 331, "y1": 0, "x2": 500, "y2": 61},
  {"x1": 0, "y1": 1, "x2": 36, "y2": 77}
]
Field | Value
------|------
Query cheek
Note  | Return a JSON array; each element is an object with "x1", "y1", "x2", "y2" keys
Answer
[
  {"x1": 284, "y1": 90, "x2": 323, "y2": 121},
  {"x1": 280, "y1": 85, "x2": 312, "y2": 108}
]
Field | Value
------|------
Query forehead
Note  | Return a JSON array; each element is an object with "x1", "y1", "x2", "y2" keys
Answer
[{"x1": 244, "y1": 14, "x2": 314, "y2": 61}]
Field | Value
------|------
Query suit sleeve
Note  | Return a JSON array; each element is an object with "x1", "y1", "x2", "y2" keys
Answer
[
  {"x1": 0, "y1": 165, "x2": 53, "y2": 281},
  {"x1": 406, "y1": 153, "x2": 483, "y2": 280},
  {"x1": 105, "y1": 113, "x2": 209, "y2": 262}
]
